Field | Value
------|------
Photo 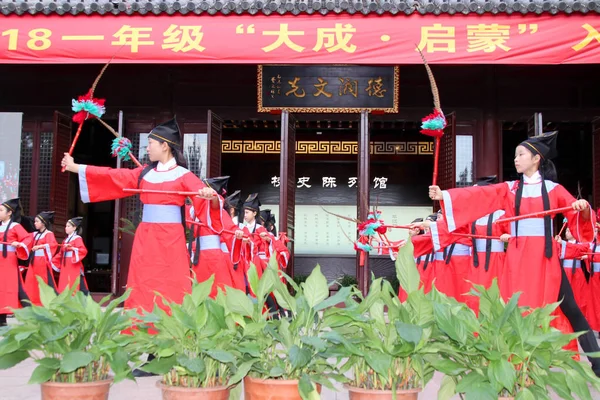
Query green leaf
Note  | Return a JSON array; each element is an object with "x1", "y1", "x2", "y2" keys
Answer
[
  {"x1": 429, "y1": 358, "x2": 466, "y2": 376},
  {"x1": 489, "y1": 359, "x2": 516, "y2": 392},
  {"x1": 546, "y1": 371, "x2": 574, "y2": 400},
  {"x1": 303, "y1": 265, "x2": 329, "y2": 309},
  {"x1": 37, "y1": 276, "x2": 57, "y2": 308},
  {"x1": 565, "y1": 369, "x2": 593, "y2": 400},
  {"x1": 314, "y1": 286, "x2": 352, "y2": 311},
  {"x1": 396, "y1": 239, "x2": 419, "y2": 294},
  {"x1": 225, "y1": 287, "x2": 255, "y2": 317},
  {"x1": 28, "y1": 365, "x2": 56, "y2": 384},
  {"x1": 60, "y1": 351, "x2": 94, "y2": 373},
  {"x1": 228, "y1": 360, "x2": 254, "y2": 385},
  {"x1": 364, "y1": 352, "x2": 393, "y2": 380},
  {"x1": 515, "y1": 388, "x2": 536, "y2": 400},
  {"x1": 299, "y1": 374, "x2": 320, "y2": 400},
  {"x1": 191, "y1": 276, "x2": 214, "y2": 306},
  {"x1": 0, "y1": 351, "x2": 29, "y2": 370},
  {"x1": 142, "y1": 355, "x2": 177, "y2": 375},
  {"x1": 206, "y1": 350, "x2": 235, "y2": 364},
  {"x1": 438, "y1": 375, "x2": 457, "y2": 400},
  {"x1": 269, "y1": 366, "x2": 285, "y2": 377},
  {"x1": 170, "y1": 305, "x2": 196, "y2": 331},
  {"x1": 247, "y1": 264, "x2": 260, "y2": 299},
  {"x1": 176, "y1": 355, "x2": 205, "y2": 373},
  {"x1": 463, "y1": 383, "x2": 497, "y2": 400},
  {"x1": 37, "y1": 358, "x2": 60, "y2": 369},
  {"x1": 257, "y1": 267, "x2": 278, "y2": 304},
  {"x1": 289, "y1": 345, "x2": 312, "y2": 370},
  {"x1": 300, "y1": 336, "x2": 327, "y2": 352},
  {"x1": 395, "y1": 321, "x2": 423, "y2": 345}
]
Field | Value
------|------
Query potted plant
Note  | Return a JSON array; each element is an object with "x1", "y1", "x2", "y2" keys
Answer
[
  {"x1": 433, "y1": 279, "x2": 600, "y2": 400},
  {"x1": 0, "y1": 277, "x2": 135, "y2": 400},
  {"x1": 236, "y1": 257, "x2": 354, "y2": 400},
  {"x1": 131, "y1": 275, "x2": 248, "y2": 399},
  {"x1": 326, "y1": 240, "x2": 440, "y2": 399}
]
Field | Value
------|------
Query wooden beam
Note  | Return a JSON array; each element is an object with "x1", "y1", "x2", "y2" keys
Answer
[{"x1": 357, "y1": 110, "x2": 370, "y2": 296}]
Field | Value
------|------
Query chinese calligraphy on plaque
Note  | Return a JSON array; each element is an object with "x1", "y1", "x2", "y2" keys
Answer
[{"x1": 258, "y1": 65, "x2": 398, "y2": 113}]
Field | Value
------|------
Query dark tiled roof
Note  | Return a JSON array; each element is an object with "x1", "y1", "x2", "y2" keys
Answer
[{"x1": 1, "y1": 0, "x2": 598, "y2": 15}]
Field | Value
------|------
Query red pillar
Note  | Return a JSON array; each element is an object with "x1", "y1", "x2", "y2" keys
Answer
[{"x1": 476, "y1": 66, "x2": 501, "y2": 180}]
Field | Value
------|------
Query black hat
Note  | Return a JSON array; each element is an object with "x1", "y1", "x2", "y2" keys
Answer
[
  {"x1": 224, "y1": 190, "x2": 242, "y2": 211},
  {"x1": 1, "y1": 198, "x2": 21, "y2": 214},
  {"x1": 520, "y1": 131, "x2": 558, "y2": 160},
  {"x1": 149, "y1": 117, "x2": 181, "y2": 148},
  {"x1": 411, "y1": 217, "x2": 424, "y2": 224},
  {"x1": 203, "y1": 176, "x2": 229, "y2": 197},
  {"x1": 36, "y1": 211, "x2": 55, "y2": 227},
  {"x1": 259, "y1": 209, "x2": 276, "y2": 225},
  {"x1": 67, "y1": 217, "x2": 83, "y2": 228},
  {"x1": 475, "y1": 175, "x2": 498, "y2": 187},
  {"x1": 426, "y1": 214, "x2": 438, "y2": 222},
  {"x1": 243, "y1": 193, "x2": 261, "y2": 212}
]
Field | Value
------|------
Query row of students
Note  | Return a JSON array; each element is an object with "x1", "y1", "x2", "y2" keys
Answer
[
  {"x1": 0, "y1": 199, "x2": 89, "y2": 325},
  {"x1": 422, "y1": 131, "x2": 600, "y2": 376}
]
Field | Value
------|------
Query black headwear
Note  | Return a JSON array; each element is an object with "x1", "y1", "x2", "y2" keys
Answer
[
  {"x1": 68, "y1": 217, "x2": 83, "y2": 229},
  {"x1": 426, "y1": 214, "x2": 438, "y2": 222},
  {"x1": 1, "y1": 198, "x2": 22, "y2": 258},
  {"x1": 519, "y1": 131, "x2": 558, "y2": 161},
  {"x1": 148, "y1": 117, "x2": 181, "y2": 148},
  {"x1": 471, "y1": 176, "x2": 498, "y2": 270},
  {"x1": 516, "y1": 132, "x2": 558, "y2": 259},
  {"x1": 224, "y1": 190, "x2": 242, "y2": 213},
  {"x1": 411, "y1": 218, "x2": 425, "y2": 235},
  {"x1": 243, "y1": 193, "x2": 261, "y2": 213},
  {"x1": 36, "y1": 211, "x2": 55, "y2": 229},
  {"x1": 203, "y1": 176, "x2": 229, "y2": 197}
]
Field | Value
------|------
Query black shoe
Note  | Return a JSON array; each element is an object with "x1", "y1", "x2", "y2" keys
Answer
[{"x1": 132, "y1": 368, "x2": 157, "y2": 378}]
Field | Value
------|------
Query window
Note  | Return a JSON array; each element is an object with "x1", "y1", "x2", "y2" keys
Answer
[{"x1": 456, "y1": 135, "x2": 473, "y2": 187}]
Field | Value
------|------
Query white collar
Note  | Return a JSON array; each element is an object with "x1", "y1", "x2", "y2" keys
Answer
[
  {"x1": 157, "y1": 157, "x2": 177, "y2": 172},
  {"x1": 523, "y1": 171, "x2": 542, "y2": 184}
]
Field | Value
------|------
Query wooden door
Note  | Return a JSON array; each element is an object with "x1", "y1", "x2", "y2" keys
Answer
[
  {"x1": 50, "y1": 111, "x2": 72, "y2": 241},
  {"x1": 434, "y1": 112, "x2": 456, "y2": 211},
  {"x1": 207, "y1": 110, "x2": 223, "y2": 178},
  {"x1": 527, "y1": 112, "x2": 543, "y2": 137},
  {"x1": 280, "y1": 110, "x2": 296, "y2": 277}
]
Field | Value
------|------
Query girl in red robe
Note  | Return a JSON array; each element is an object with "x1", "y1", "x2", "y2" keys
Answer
[
  {"x1": 24, "y1": 211, "x2": 58, "y2": 305},
  {"x1": 53, "y1": 217, "x2": 89, "y2": 294},
  {"x1": 429, "y1": 131, "x2": 600, "y2": 375},
  {"x1": 0, "y1": 198, "x2": 32, "y2": 326},
  {"x1": 62, "y1": 118, "x2": 220, "y2": 377}
]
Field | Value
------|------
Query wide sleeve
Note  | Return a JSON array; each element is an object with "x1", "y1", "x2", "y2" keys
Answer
[
  {"x1": 78, "y1": 165, "x2": 142, "y2": 203},
  {"x1": 554, "y1": 184, "x2": 594, "y2": 243},
  {"x1": 412, "y1": 234, "x2": 434, "y2": 258},
  {"x1": 441, "y1": 182, "x2": 509, "y2": 233},
  {"x1": 219, "y1": 210, "x2": 243, "y2": 264},
  {"x1": 70, "y1": 237, "x2": 88, "y2": 263},
  {"x1": 44, "y1": 232, "x2": 59, "y2": 270},
  {"x1": 13, "y1": 224, "x2": 31, "y2": 260},
  {"x1": 51, "y1": 246, "x2": 63, "y2": 271},
  {"x1": 179, "y1": 171, "x2": 223, "y2": 234},
  {"x1": 429, "y1": 217, "x2": 471, "y2": 252},
  {"x1": 559, "y1": 240, "x2": 590, "y2": 260}
]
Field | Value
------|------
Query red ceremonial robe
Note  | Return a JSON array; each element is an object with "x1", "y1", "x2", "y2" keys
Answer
[
  {"x1": 24, "y1": 230, "x2": 58, "y2": 305},
  {"x1": 78, "y1": 162, "x2": 215, "y2": 313},
  {"x1": 559, "y1": 240, "x2": 590, "y2": 318},
  {"x1": 410, "y1": 234, "x2": 437, "y2": 294},
  {"x1": 439, "y1": 172, "x2": 593, "y2": 309},
  {"x1": 188, "y1": 203, "x2": 236, "y2": 298},
  {"x1": 53, "y1": 233, "x2": 88, "y2": 293},
  {"x1": 0, "y1": 222, "x2": 30, "y2": 313},
  {"x1": 585, "y1": 240, "x2": 600, "y2": 331}
]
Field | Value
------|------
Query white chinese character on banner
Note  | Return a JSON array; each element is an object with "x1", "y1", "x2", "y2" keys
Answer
[
  {"x1": 271, "y1": 176, "x2": 281, "y2": 187},
  {"x1": 322, "y1": 177, "x2": 337, "y2": 188},
  {"x1": 348, "y1": 177, "x2": 358, "y2": 188},
  {"x1": 373, "y1": 177, "x2": 388, "y2": 189},
  {"x1": 297, "y1": 177, "x2": 312, "y2": 188}
]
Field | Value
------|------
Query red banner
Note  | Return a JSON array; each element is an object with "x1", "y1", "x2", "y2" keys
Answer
[{"x1": 1, "y1": 14, "x2": 599, "y2": 64}]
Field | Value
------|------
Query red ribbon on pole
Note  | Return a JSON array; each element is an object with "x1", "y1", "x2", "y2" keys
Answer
[{"x1": 123, "y1": 188, "x2": 217, "y2": 197}]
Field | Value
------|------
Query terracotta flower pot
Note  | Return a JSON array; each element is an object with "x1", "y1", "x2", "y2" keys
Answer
[
  {"x1": 40, "y1": 378, "x2": 113, "y2": 400},
  {"x1": 244, "y1": 376, "x2": 321, "y2": 400},
  {"x1": 157, "y1": 381, "x2": 230, "y2": 400},
  {"x1": 498, "y1": 397, "x2": 515, "y2": 400},
  {"x1": 347, "y1": 385, "x2": 422, "y2": 400}
]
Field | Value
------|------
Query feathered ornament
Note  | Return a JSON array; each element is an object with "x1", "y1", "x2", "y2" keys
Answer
[
  {"x1": 62, "y1": 60, "x2": 112, "y2": 172},
  {"x1": 111, "y1": 137, "x2": 133, "y2": 162},
  {"x1": 417, "y1": 46, "x2": 446, "y2": 186},
  {"x1": 71, "y1": 90, "x2": 106, "y2": 124}
]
